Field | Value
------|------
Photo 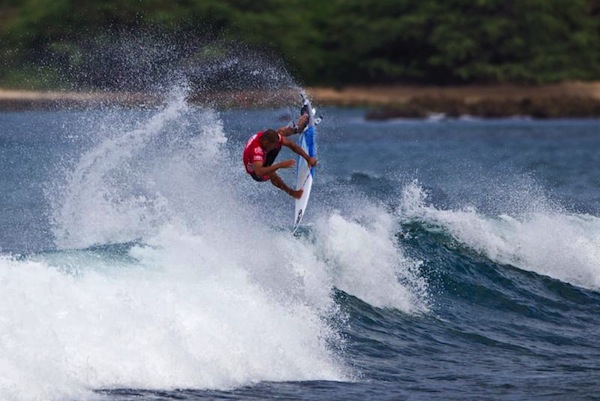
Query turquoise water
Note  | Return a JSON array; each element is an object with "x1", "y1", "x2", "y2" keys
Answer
[{"x1": 1, "y1": 100, "x2": 599, "y2": 400}]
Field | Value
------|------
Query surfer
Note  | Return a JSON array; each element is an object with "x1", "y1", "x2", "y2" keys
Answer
[{"x1": 243, "y1": 113, "x2": 317, "y2": 199}]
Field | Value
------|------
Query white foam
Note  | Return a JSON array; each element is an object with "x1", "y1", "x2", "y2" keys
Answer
[
  {"x1": 314, "y1": 207, "x2": 429, "y2": 312},
  {"x1": 0, "y1": 236, "x2": 346, "y2": 401},
  {"x1": 400, "y1": 180, "x2": 600, "y2": 290}
]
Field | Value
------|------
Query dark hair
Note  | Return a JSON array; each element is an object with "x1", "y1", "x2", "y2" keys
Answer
[{"x1": 260, "y1": 129, "x2": 279, "y2": 144}]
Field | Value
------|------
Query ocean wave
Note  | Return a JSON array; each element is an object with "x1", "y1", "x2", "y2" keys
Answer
[
  {"x1": 399, "y1": 180, "x2": 600, "y2": 291},
  {"x1": 0, "y1": 92, "x2": 434, "y2": 401}
]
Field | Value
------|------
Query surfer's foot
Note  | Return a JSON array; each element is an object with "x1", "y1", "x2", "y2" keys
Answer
[{"x1": 290, "y1": 189, "x2": 303, "y2": 199}]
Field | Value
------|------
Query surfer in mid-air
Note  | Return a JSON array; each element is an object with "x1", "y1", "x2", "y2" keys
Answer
[{"x1": 243, "y1": 112, "x2": 317, "y2": 199}]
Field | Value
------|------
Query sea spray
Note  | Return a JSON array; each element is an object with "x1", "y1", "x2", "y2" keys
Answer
[
  {"x1": 13, "y1": 38, "x2": 437, "y2": 398},
  {"x1": 24, "y1": 89, "x2": 350, "y2": 400},
  {"x1": 51, "y1": 88, "x2": 226, "y2": 249}
]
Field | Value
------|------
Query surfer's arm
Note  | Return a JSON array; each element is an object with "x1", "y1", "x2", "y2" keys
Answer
[
  {"x1": 282, "y1": 137, "x2": 317, "y2": 167},
  {"x1": 252, "y1": 159, "x2": 295, "y2": 177}
]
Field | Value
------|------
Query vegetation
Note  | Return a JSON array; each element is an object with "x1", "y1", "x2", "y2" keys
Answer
[{"x1": 1, "y1": 0, "x2": 599, "y2": 89}]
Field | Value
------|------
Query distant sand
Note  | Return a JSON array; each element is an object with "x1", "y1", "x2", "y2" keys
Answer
[
  {"x1": 0, "y1": 89, "x2": 159, "y2": 110},
  {"x1": 2, "y1": 82, "x2": 600, "y2": 116}
]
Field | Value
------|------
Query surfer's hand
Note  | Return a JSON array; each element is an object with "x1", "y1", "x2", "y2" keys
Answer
[
  {"x1": 280, "y1": 159, "x2": 296, "y2": 169},
  {"x1": 308, "y1": 157, "x2": 317, "y2": 167}
]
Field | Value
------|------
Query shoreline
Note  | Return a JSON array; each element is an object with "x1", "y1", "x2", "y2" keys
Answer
[
  {"x1": 306, "y1": 82, "x2": 600, "y2": 119},
  {"x1": 2, "y1": 82, "x2": 600, "y2": 118},
  {"x1": 0, "y1": 88, "x2": 161, "y2": 111}
]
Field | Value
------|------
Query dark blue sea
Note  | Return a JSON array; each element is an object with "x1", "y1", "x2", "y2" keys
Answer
[{"x1": 1, "y1": 95, "x2": 599, "y2": 401}]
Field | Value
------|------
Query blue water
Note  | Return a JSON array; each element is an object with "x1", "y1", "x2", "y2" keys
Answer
[{"x1": 1, "y1": 98, "x2": 599, "y2": 400}]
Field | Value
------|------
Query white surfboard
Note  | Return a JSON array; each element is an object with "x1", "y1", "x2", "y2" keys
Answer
[{"x1": 293, "y1": 92, "x2": 318, "y2": 232}]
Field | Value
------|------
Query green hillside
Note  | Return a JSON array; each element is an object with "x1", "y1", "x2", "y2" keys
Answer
[{"x1": 1, "y1": 0, "x2": 599, "y2": 89}]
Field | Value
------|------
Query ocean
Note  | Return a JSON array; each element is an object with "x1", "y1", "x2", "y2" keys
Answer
[{"x1": 1, "y1": 93, "x2": 599, "y2": 400}]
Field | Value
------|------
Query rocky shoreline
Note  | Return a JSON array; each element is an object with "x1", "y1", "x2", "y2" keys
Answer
[
  {"x1": 307, "y1": 82, "x2": 600, "y2": 119},
  {"x1": 2, "y1": 82, "x2": 600, "y2": 119},
  {"x1": 362, "y1": 95, "x2": 600, "y2": 119}
]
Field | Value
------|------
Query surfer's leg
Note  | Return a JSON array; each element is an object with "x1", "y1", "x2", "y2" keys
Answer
[{"x1": 269, "y1": 172, "x2": 303, "y2": 199}]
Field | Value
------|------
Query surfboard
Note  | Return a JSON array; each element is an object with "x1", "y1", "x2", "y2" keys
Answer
[{"x1": 293, "y1": 92, "x2": 318, "y2": 232}]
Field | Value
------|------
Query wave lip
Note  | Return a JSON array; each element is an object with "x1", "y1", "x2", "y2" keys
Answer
[
  {"x1": 400, "y1": 180, "x2": 600, "y2": 291},
  {"x1": 315, "y1": 210, "x2": 429, "y2": 313}
]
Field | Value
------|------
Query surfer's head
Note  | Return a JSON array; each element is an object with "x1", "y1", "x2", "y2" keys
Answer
[{"x1": 260, "y1": 129, "x2": 280, "y2": 151}]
